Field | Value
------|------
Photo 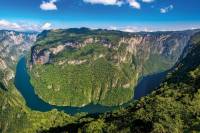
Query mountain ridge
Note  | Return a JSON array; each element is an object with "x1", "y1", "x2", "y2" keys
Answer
[
  {"x1": 42, "y1": 31, "x2": 200, "y2": 133},
  {"x1": 1, "y1": 29, "x2": 200, "y2": 133},
  {"x1": 29, "y1": 28, "x2": 196, "y2": 106}
]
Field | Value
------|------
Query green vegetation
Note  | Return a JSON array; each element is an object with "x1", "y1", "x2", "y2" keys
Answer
[
  {"x1": 0, "y1": 58, "x2": 76, "y2": 133},
  {"x1": 0, "y1": 30, "x2": 199, "y2": 133},
  {"x1": 34, "y1": 28, "x2": 124, "y2": 50},
  {"x1": 0, "y1": 70, "x2": 5, "y2": 90},
  {"x1": 30, "y1": 28, "x2": 185, "y2": 106},
  {"x1": 30, "y1": 43, "x2": 137, "y2": 106},
  {"x1": 0, "y1": 80, "x2": 78, "y2": 133},
  {"x1": 143, "y1": 53, "x2": 173, "y2": 74},
  {"x1": 41, "y1": 32, "x2": 200, "y2": 132}
]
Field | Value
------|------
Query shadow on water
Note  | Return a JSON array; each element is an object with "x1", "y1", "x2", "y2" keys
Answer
[
  {"x1": 14, "y1": 57, "x2": 118, "y2": 115},
  {"x1": 134, "y1": 71, "x2": 168, "y2": 100}
]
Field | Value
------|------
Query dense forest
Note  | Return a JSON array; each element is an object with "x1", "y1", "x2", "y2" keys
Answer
[
  {"x1": 0, "y1": 30, "x2": 200, "y2": 133},
  {"x1": 41, "y1": 31, "x2": 200, "y2": 132},
  {"x1": 29, "y1": 28, "x2": 191, "y2": 106}
]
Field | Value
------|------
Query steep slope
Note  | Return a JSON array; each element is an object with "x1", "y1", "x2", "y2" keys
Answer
[
  {"x1": 0, "y1": 30, "x2": 36, "y2": 90},
  {"x1": 29, "y1": 28, "x2": 194, "y2": 106},
  {"x1": 0, "y1": 30, "x2": 36, "y2": 67},
  {"x1": 0, "y1": 82, "x2": 76, "y2": 133},
  {"x1": 42, "y1": 32, "x2": 200, "y2": 133},
  {"x1": 0, "y1": 31, "x2": 76, "y2": 133}
]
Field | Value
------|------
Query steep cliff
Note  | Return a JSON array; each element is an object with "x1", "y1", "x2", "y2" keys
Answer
[
  {"x1": 42, "y1": 31, "x2": 200, "y2": 133},
  {"x1": 0, "y1": 30, "x2": 36, "y2": 67},
  {"x1": 0, "y1": 30, "x2": 72, "y2": 133},
  {"x1": 0, "y1": 30, "x2": 37, "y2": 89},
  {"x1": 29, "y1": 28, "x2": 194, "y2": 106}
]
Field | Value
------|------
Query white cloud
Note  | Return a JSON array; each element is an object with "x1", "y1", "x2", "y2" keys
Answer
[
  {"x1": 121, "y1": 26, "x2": 140, "y2": 32},
  {"x1": 0, "y1": 20, "x2": 21, "y2": 30},
  {"x1": 42, "y1": 23, "x2": 52, "y2": 30},
  {"x1": 121, "y1": 27, "x2": 150, "y2": 32},
  {"x1": 122, "y1": 27, "x2": 136, "y2": 32},
  {"x1": 0, "y1": 19, "x2": 54, "y2": 31},
  {"x1": 128, "y1": 0, "x2": 141, "y2": 9},
  {"x1": 40, "y1": 0, "x2": 58, "y2": 11},
  {"x1": 83, "y1": 0, "x2": 141, "y2": 9},
  {"x1": 108, "y1": 26, "x2": 118, "y2": 30},
  {"x1": 142, "y1": 0, "x2": 154, "y2": 3},
  {"x1": 160, "y1": 5, "x2": 174, "y2": 13},
  {"x1": 83, "y1": 0, "x2": 124, "y2": 6}
]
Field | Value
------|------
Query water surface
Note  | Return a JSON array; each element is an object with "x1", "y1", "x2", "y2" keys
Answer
[
  {"x1": 14, "y1": 57, "x2": 118, "y2": 115},
  {"x1": 14, "y1": 57, "x2": 167, "y2": 115},
  {"x1": 134, "y1": 72, "x2": 167, "y2": 100}
]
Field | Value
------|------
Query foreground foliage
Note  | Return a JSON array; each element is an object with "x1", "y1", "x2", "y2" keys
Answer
[{"x1": 0, "y1": 82, "x2": 77, "y2": 133}]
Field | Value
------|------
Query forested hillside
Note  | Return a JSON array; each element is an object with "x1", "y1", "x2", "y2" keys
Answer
[
  {"x1": 0, "y1": 31, "x2": 74, "y2": 133},
  {"x1": 42, "y1": 31, "x2": 200, "y2": 133},
  {"x1": 29, "y1": 28, "x2": 193, "y2": 106},
  {"x1": 1, "y1": 29, "x2": 200, "y2": 133}
]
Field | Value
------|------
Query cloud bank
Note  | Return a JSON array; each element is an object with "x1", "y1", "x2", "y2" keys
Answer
[
  {"x1": 0, "y1": 19, "x2": 53, "y2": 31},
  {"x1": 1, "y1": 20, "x2": 199, "y2": 33}
]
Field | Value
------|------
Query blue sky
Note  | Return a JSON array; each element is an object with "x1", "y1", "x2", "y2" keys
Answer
[{"x1": 0, "y1": 0, "x2": 200, "y2": 31}]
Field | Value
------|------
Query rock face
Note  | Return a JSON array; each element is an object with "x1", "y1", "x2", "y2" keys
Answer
[
  {"x1": 42, "y1": 31, "x2": 200, "y2": 133},
  {"x1": 29, "y1": 28, "x2": 197, "y2": 106},
  {"x1": 0, "y1": 30, "x2": 37, "y2": 88},
  {"x1": 117, "y1": 33, "x2": 191, "y2": 74},
  {"x1": 0, "y1": 30, "x2": 37, "y2": 67},
  {"x1": 0, "y1": 58, "x2": 7, "y2": 70}
]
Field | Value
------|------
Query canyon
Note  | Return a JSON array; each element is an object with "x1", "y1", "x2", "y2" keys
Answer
[
  {"x1": 0, "y1": 30, "x2": 36, "y2": 89},
  {"x1": 1, "y1": 28, "x2": 200, "y2": 133},
  {"x1": 29, "y1": 28, "x2": 197, "y2": 106}
]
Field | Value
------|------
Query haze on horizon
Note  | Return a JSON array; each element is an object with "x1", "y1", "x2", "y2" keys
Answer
[{"x1": 0, "y1": 0, "x2": 200, "y2": 32}]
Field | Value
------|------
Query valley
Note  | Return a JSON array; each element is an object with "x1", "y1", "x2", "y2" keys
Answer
[
  {"x1": 1, "y1": 0, "x2": 200, "y2": 132},
  {"x1": 0, "y1": 30, "x2": 36, "y2": 90},
  {"x1": 1, "y1": 28, "x2": 200, "y2": 133},
  {"x1": 42, "y1": 30, "x2": 200, "y2": 133},
  {"x1": 29, "y1": 28, "x2": 194, "y2": 107},
  {"x1": 15, "y1": 57, "x2": 119, "y2": 115}
]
